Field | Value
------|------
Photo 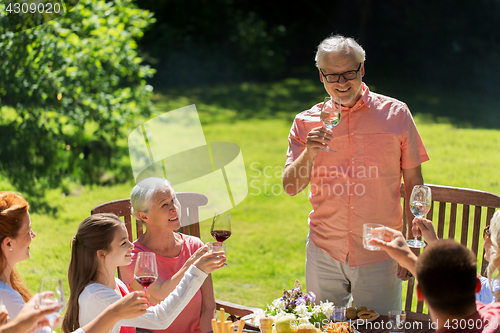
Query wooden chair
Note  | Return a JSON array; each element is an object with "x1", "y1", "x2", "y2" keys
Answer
[
  {"x1": 91, "y1": 193, "x2": 255, "y2": 319},
  {"x1": 400, "y1": 183, "x2": 500, "y2": 313}
]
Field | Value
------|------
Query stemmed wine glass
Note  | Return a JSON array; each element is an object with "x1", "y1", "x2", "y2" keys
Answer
[
  {"x1": 134, "y1": 252, "x2": 158, "y2": 291},
  {"x1": 319, "y1": 96, "x2": 341, "y2": 152},
  {"x1": 211, "y1": 213, "x2": 231, "y2": 243},
  {"x1": 39, "y1": 277, "x2": 65, "y2": 327},
  {"x1": 406, "y1": 185, "x2": 432, "y2": 248},
  {"x1": 211, "y1": 213, "x2": 230, "y2": 266}
]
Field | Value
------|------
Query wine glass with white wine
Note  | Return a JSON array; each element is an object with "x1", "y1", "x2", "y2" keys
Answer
[
  {"x1": 319, "y1": 96, "x2": 341, "y2": 152},
  {"x1": 39, "y1": 277, "x2": 65, "y2": 327},
  {"x1": 406, "y1": 185, "x2": 432, "y2": 248}
]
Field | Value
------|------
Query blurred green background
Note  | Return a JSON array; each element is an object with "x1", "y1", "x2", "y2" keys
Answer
[{"x1": 1, "y1": 0, "x2": 500, "y2": 319}]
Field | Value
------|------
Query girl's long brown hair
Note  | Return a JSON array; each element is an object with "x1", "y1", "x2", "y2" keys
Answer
[
  {"x1": 0, "y1": 192, "x2": 32, "y2": 302},
  {"x1": 62, "y1": 213, "x2": 123, "y2": 333}
]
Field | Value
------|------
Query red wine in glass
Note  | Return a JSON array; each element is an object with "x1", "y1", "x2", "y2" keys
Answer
[
  {"x1": 211, "y1": 230, "x2": 231, "y2": 242},
  {"x1": 134, "y1": 252, "x2": 158, "y2": 291},
  {"x1": 211, "y1": 213, "x2": 231, "y2": 242},
  {"x1": 135, "y1": 275, "x2": 156, "y2": 289}
]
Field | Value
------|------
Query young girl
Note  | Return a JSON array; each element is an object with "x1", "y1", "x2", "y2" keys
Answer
[{"x1": 62, "y1": 213, "x2": 225, "y2": 333}]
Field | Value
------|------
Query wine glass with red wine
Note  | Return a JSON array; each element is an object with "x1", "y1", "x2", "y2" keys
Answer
[
  {"x1": 211, "y1": 213, "x2": 231, "y2": 242},
  {"x1": 134, "y1": 252, "x2": 158, "y2": 291}
]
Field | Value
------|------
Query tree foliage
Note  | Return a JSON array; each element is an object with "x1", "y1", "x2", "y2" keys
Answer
[
  {"x1": 0, "y1": 0, "x2": 155, "y2": 204},
  {"x1": 136, "y1": 0, "x2": 500, "y2": 93}
]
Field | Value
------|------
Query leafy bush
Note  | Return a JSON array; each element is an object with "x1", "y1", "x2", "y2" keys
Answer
[{"x1": 0, "y1": 0, "x2": 155, "y2": 205}]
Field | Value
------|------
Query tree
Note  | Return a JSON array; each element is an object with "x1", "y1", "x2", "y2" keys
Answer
[{"x1": 0, "y1": 0, "x2": 155, "y2": 207}]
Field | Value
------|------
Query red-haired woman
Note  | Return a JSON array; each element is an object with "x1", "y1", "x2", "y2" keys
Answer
[{"x1": 0, "y1": 191, "x2": 43, "y2": 330}]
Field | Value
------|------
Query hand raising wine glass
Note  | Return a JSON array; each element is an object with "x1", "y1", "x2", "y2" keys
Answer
[
  {"x1": 211, "y1": 213, "x2": 230, "y2": 266},
  {"x1": 319, "y1": 96, "x2": 341, "y2": 152},
  {"x1": 38, "y1": 277, "x2": 65, "y2": 327},
  {"x1": 134, "y1": 252, "x2": 158, "y2": 291},
  {"x1": 406, "y1": 185, "x2": 432, "y2": 248},
  {"x1": 211, "y1": 213, "x2": 231, "y2": 242}
]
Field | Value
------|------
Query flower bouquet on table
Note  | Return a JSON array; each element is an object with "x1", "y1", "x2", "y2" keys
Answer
[{"x1": 251, "y1": 280, "x2": 334, "y2": 332}]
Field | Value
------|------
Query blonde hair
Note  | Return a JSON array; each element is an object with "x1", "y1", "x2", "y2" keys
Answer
[
  {"x1": 130, "y1": 177, "x2": 176, "y2": 223},
  {"x1": 487, "y1": 209, "x2": 500, "y2": 300},
  {"x1": 0, "y1": 192, "x2": 32, "y2": 302}
]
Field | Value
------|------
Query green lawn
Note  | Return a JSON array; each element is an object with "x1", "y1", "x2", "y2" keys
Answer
[{"x1": 10, "y1": 79, "x2": 500, "y2": 314}]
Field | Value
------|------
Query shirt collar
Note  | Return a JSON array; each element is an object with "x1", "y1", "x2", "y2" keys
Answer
[{"x1": 342, "y1": 83, "x2": 369, "y2": 112}]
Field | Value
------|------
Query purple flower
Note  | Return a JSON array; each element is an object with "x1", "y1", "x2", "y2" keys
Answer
[
  {"x1": 308, "y1": 291, "x2": 316, "y2": 303},
  {"x1": 295, "y1": 297, "x2": 307, "y2": 306}
]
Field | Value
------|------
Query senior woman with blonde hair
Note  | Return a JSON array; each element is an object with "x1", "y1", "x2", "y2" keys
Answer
[
  {"x1": 119, "y1": 177, "x2": 216, "y2": 333},
  {"x1": 484, "y1": 210, "x2": 500, "y2": 301}
]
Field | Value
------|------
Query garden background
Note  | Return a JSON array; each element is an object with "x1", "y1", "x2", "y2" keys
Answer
[{"x1": 1, "y1": 0, "x2": 500, "y2": 317}]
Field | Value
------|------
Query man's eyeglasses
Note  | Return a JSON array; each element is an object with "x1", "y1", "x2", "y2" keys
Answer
[
  {"x1": 320, "y1": 63, "x2": 362, "y2": 83},
  {"x1": 483, "y1": 225, "x2": 491, "y2": 240}
]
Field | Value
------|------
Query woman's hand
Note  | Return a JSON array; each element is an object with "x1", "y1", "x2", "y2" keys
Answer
[
  {"x1": 108, "y1": 291, "x2": 150, "y2": 320},
  {"x1": 194, "y1": 251, "x2": 226, "y2": 274},
  {"x1": 0, "y1": 308, "x2": 9, "y2": 326},
  {"x1": 184, "y1": 245, "x2": 208, "y2": 269},
  {"x1": 0, "y1": 292, "x2": 60, "y2": 333}
]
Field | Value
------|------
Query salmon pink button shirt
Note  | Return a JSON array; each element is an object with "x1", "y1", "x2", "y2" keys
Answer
[{"x1": 285, "y1": 84, "x2": 429, "y2": 266}]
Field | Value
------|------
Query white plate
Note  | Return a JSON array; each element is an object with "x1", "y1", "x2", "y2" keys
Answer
[
  {"x1": 241, "y1": 313, "x2": 259, "y2": 329},
  {"x1": 354, "y1": 311, "x2": 380, "y2": 326}
]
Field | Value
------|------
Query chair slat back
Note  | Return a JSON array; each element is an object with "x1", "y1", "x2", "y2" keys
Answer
[
  {"x1": 91, "y1": 192, "x2": 208, "y2": 242},
  {"x1": 400, "y1": 183, "x2": 500, "y2": 313}
]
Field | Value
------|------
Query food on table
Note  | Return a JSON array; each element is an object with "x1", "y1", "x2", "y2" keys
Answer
[
  {"x1": 357, "y1": 310, "x2": 378, "y2": 320},
  {"x1": 296, "y1": 323, "x2": 321, "y2": 333},
  {"x1": 323, "y1": 322, "x2": 355, "y2": 333},
  {"x1": 355, "y1": 306, "x2": 367, "y2": 314},
  {"x1": 275, "y1": 315, "x2": 298, "y2": 333},
  {"x1": 342, "y1": 306, "x2": 378, "y2": 320},
  {"x1": 345, "y1": 308, "x2": 357, "y2": 320}
]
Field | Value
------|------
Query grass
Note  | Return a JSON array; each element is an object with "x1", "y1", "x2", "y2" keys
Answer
[{"x1": 9, "y1": 78, "x2": 500, "y2": 316}]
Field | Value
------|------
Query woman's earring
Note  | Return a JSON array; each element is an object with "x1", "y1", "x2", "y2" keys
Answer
[{"x1": 9, "y1": 248, "x2": 12, "y2": 251}]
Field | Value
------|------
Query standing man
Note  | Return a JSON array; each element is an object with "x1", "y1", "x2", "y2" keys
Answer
[{"x1": 282, "y1": 35, "x2": 429, "y2": 314}]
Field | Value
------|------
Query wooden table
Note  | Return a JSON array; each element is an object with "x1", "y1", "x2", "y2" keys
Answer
[{"x1": 238, "y1": 311, "x2": 435, "y2": 333}]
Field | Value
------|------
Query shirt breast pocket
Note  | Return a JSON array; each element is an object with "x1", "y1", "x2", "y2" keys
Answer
[{"x1": 362, "y1": 133, "x2": 400, "y2": 177}]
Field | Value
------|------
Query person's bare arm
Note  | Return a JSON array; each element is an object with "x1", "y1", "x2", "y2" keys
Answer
[
  {"x1": 198, "y1": 275, "x2": 216, "y2": 333},
  {"x1": 282, "y1": 126, "x2": 331, "y2": 196},
  {"x1": 369, "y1": 227, "x2": 418, "y2": 277},
  {"x1": 0, "y1": 293, "x2": 56, "y2": 333},
  {"x1": 130, "y1": 246, "x2": 207, "y2": 305}
]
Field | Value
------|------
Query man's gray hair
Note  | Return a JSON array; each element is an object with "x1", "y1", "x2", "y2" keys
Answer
[
  {"x1": 130, "y1": 177, "x2": 173, "y2": 221},
  {"x1": 315, "y1": 35, "x2": 366, "y2": 68}
]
